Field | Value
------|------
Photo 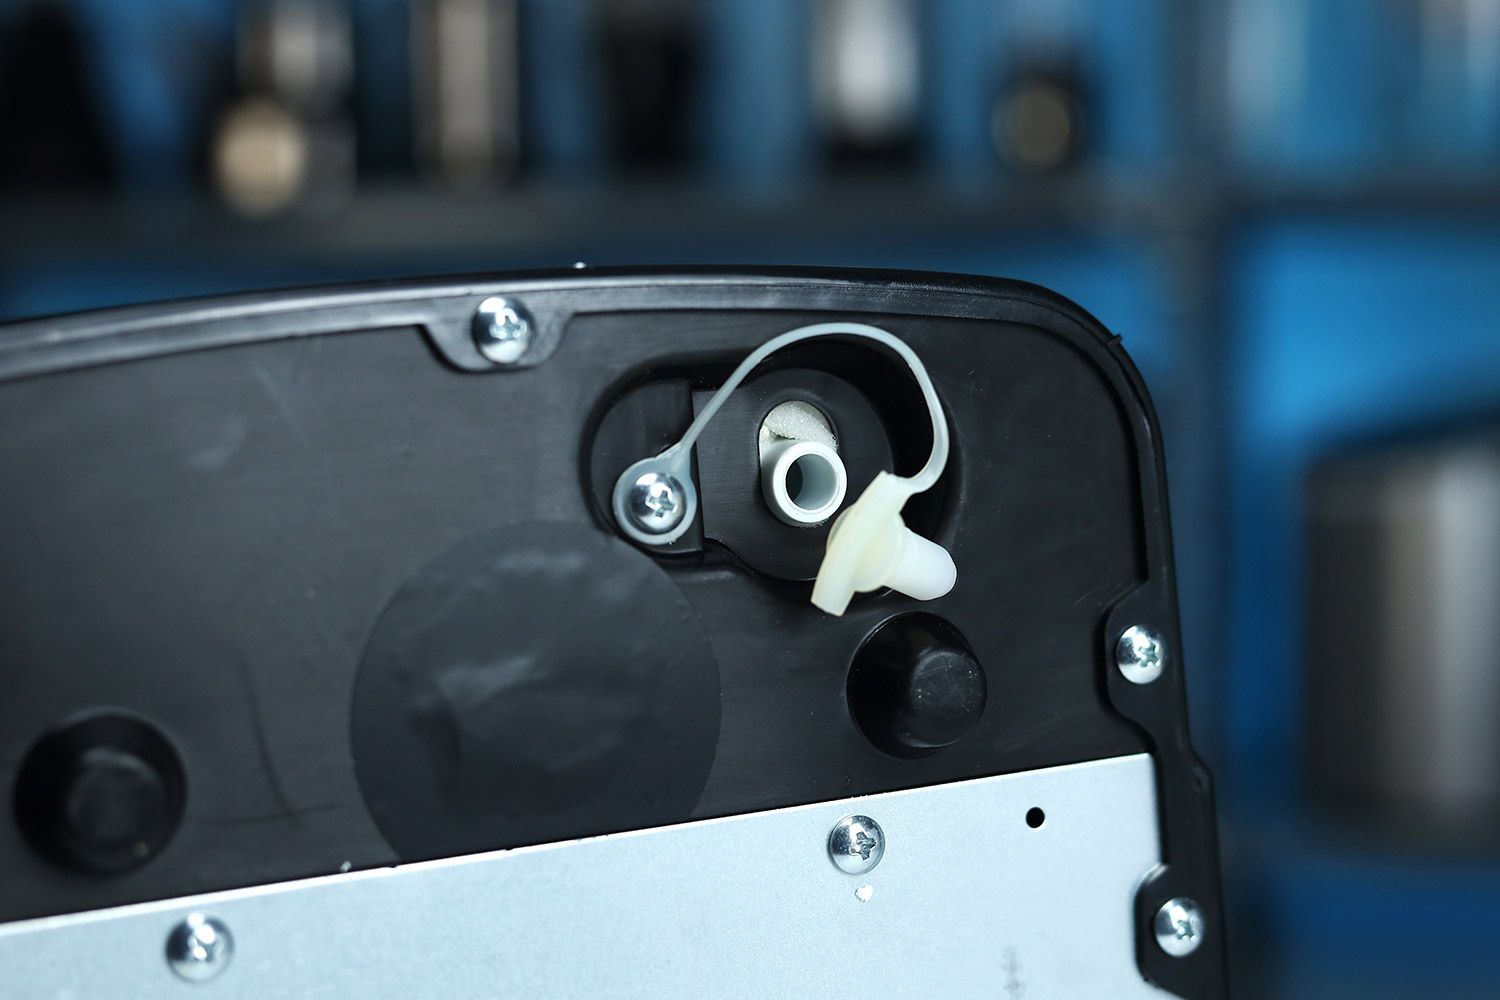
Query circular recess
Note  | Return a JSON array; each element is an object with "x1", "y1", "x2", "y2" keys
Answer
[
  {"x1": 352, "y1": 523, "x2": 722, "y2": 859},
  {"x1": 13, "y1": 711, "x2": 187, "y2": 875},
  {"x1": 787, "y1": 451, "x2": 841, "y2": 512},
  {"x1": 1026, "y1": 807, "x2": 1046, "y2": 829},
  {"x1": 846, "y1": 613, "x2": 986, "y2": 759}
]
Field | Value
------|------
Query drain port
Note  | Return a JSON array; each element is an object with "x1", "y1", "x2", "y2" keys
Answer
[{"x1": 758, "y1": 401, "x2": 848, "y2": 526}]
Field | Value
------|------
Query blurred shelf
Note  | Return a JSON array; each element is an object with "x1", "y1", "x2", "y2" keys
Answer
[
  {"x1": 1230, "y1": 174, "x2": 1500, "y2": 218},
  {"x1": 0, "y1": 173, "x2": 1193, "y2": 262},
  {"x1": 10, "y1": 171, "x2": 1500, "y2": 267}
]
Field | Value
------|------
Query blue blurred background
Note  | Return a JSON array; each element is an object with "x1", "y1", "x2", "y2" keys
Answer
[{"x1": 3, "y1": 1, "x2": 1500, "y2": 995}]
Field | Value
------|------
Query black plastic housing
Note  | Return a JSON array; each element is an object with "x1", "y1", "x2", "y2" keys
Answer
[{"x1": 0, "y1": 267, "x2": 1225, "y2": 998}]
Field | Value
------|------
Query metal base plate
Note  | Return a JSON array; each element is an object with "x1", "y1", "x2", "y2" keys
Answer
[{"x1": 0, "y1": 753, "x2": 1171, "y2": 999}]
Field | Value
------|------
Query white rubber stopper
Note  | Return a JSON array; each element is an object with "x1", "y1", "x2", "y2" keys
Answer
[{"x1": 811, "y1": 471, "x2": 957, "y2": 616}]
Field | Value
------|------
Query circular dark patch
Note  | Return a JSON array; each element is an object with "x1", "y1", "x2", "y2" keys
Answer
[
  {"x1": 13, "y1": 710, "x2": 187, "y2": 875},
  {"x1": 352, "y1": 523, "x2": 721, "y2": 859}
]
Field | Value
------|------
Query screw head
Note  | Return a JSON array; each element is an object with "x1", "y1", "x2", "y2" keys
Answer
[
  {"x1": 166, "y1": 913, "x2": 233, "y2": 981},
  {"x1": 828, "y1": 815, "x2": 885, "y2": 875},
  {"x1": 472, "y1": 296, "x2": 533, "y2": 365},
  {"x1": 1116, "y1": 624, "x2": 1166, "y2": 685},
  {"x1": 1154, "y1": 897, "x2": 1205, "y2": 957},
  {"x1": 626, "y1": 471, "x2": 686, "y2": 535}
]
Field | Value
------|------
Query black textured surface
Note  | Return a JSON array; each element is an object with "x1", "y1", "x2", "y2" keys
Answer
[
  {"x1": 352, "y1": 523, "x2": 721, "y2": 858},
  {"x1": 0, "y1": 266, "x2": 1225, "y2": 999}
]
